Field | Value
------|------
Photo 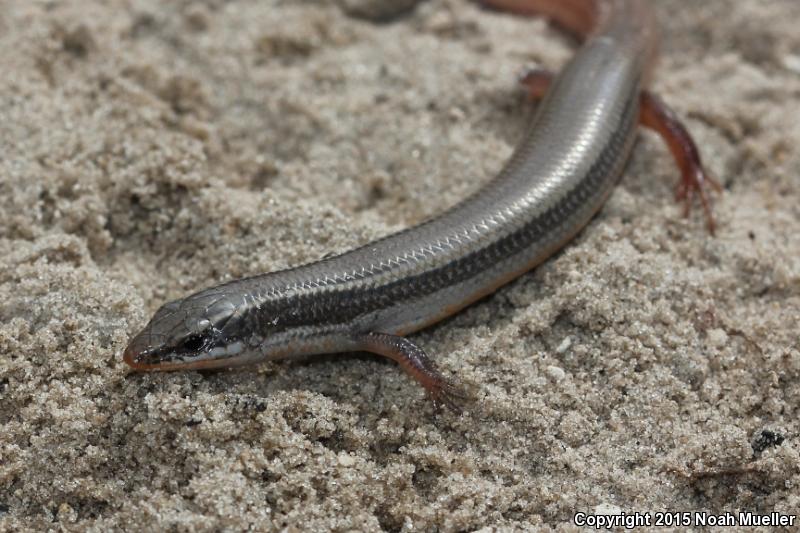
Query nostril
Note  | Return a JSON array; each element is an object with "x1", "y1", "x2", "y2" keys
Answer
[
  {"x1": 123, "y1": 340, "x2": 146, "y2": 368},
  {"x1": 123, "y1": 345, "x2": 136, "y2": 366}
]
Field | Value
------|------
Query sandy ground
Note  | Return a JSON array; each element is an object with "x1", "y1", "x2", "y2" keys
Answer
[{"x1": 2, "y1": 0, "x2": 799, "y2": 530}]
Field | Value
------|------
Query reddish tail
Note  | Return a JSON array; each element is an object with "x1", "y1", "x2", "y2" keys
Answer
[{"x1": 481, "y1": 0, "x2": 600, "y2": 40}]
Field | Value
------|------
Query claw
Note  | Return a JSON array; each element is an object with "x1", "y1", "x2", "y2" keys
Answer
[{"x1": 428, "y1": 377, "x2": 471, "y2": 413}]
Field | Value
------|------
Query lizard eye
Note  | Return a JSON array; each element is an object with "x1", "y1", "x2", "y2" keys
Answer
[{"x1": 180, "y1": 334, "x2": 207, "y2": 353}]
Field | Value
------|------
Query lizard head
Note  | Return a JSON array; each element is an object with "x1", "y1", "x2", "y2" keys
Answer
[{"x1": 123, "y1": 293, "x2": 249, "y2": 371}]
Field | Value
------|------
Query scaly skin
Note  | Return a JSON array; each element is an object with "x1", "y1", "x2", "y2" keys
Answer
[{"x1": 124, "y1": 0, "x2": 717, "y2": 410}]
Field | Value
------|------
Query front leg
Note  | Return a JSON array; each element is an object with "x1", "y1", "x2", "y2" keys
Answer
[{"x1": 355, "y1": 332, "x2": 468, "y2": 412}]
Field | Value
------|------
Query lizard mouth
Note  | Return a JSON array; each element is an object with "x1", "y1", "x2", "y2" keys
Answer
[{"x1": 122, "y1": 337, "x2": 248, "y2": 371}]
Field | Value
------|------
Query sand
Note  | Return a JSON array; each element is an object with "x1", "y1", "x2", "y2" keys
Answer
[{"x1": 1, "y1": 0, "x2": 799, "y2": 531}]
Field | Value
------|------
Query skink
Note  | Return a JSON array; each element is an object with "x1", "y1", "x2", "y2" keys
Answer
[{"x1": 124, "y1": 0, "x2": 719, "y2": 409}]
